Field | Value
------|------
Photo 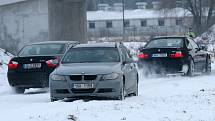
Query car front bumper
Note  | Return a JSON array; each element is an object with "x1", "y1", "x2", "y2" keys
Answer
[{"x1": 50, "y1": 77, "x2": 123, "y2": 100}]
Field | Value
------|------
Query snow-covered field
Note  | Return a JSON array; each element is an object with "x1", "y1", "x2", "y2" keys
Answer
[{"x1": 1, "y1": 48, "x2": 215, "y2": 121}]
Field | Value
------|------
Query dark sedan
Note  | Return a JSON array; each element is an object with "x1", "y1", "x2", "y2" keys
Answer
[
  {"x1": 7, "y1": 41, "x2": 79, "y2": 93},
  {"x1": 138, "y1": 37, "x2": 212, "y2": 76}
]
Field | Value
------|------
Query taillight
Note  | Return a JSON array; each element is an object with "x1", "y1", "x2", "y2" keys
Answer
[
  {"x1": 138, "y1": 53, "x2": 149, "y2": 59},
  {"x1": 8, "y1": 60, "x2": 18, "y2": 70},
  {"x1": 170, "y1": 51, "x2": 184, "y2": 58},
  {"x1": 46, "y1": 59, "x2": 59, "y2": 68}
]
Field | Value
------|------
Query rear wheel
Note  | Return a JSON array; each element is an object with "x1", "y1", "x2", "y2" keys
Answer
[
  {"x1": 187, "y1": 59, "x2": 195, "y2": 77},
  {"x1": 205, "y1": 57, "x2": 211, "y2": 74},
  {"x1": 51, "y1": 98, "x2": 58, "y2": 102},
  {"x1": 12, "y1": 87, "x2": 25, "y2": 94}
]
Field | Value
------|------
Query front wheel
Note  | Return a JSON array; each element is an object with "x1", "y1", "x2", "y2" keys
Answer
[
  {"x1": 133, "y1": 76, "x2": 139, "y2": 96},
  {"x1": 118, "y1": 84, "x2": 126, "y2": 100},
  {"x1": 205, "y1": 57, "x2": 212, "y2": 74}
]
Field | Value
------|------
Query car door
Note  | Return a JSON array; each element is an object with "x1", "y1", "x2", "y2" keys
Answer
[
  {"x1": 121, "y1": 46, "x2": 136, "y2": 93},
  {"x1": 188, "y1": 38, "x2": 207, "y2": 70}
]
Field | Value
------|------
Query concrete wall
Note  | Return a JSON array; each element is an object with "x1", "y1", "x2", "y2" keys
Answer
[
  {"x1": 0, "y1": 0, "x2": 49, "y2": 51},
  {"x1": 48, "y1": 0, "x2": 87, "y2": 43},
  {"x1": 87, "y1": 17, "x2": 193, "y2": 39}
]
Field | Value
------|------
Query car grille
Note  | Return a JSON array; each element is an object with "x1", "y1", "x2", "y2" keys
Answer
[
  {"x1": 71, "y1": 89, "x2": 95, "y2": 93},
  {"x1": 70, "y1": 75, "x2": 97, "y2": 81},
  {"x1": 70, "y1": 75, "x2": 82, "y2": 81}
]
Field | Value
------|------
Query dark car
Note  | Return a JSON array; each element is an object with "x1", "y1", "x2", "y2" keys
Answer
[
  {"x1": 7, "y1": 41, "x2": 79, "y2": 94},
  {"x1": 49, "y1": 43, "x2": 138, "y2": 101},
  {"x1": 138, "y1": 36, "x2": 212, "y2": 76}
]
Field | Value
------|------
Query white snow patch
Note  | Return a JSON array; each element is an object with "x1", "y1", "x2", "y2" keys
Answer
[{"x1": 0, "y1": 44, "x2": 215, "y2": 121}]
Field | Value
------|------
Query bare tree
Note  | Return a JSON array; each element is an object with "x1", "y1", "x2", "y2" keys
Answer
[{"x1": 160, "y1": 0, "x2": 215, "y2": 35}]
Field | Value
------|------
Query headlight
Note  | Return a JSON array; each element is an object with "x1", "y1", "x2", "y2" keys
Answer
[
  {"x1": 50, "y1": 75, "x2": 66, "y2": 81},
  {"x1": 103, "y1": 73, "x2": 120, "y2": 80}
]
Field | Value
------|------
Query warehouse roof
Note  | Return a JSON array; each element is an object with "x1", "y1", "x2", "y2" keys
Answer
[{"x1": 0, "y1": 0, "x2": 27, "y2": 6}]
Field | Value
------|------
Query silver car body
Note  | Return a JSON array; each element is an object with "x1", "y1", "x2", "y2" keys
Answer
[{"x1": 49, "y1": 43, "x2": 138, "y2": 101}]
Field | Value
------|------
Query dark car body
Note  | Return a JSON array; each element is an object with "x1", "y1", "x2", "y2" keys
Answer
[
  {"x1": 49, "y1": 43, "x2": 138, "y2": 101},
  {"x1": 138, "y1": 37, "x2": 211, "y2": 76},
  {"x1": 7, "y1": 41, "x2": 79, "y2": 93}
]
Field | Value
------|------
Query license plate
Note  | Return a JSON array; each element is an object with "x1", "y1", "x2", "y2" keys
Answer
[
  {"x1": 23, "y1": 63, "x2": 41, "y2": 69},
  {"x1": 73, "y1": 84, "x2": 95, "y2": 89},
  {"x1": 152, "y1": 53, "x2": 167, "y2": 57}
]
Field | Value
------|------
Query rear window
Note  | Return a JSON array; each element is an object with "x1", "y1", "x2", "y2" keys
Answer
[
  {"x1": 18, "y1": 44, "x2": 66, "y2": 56},
  {"x1": 62, "y1": 47, "x2": 120, "y2": 63},
  {"x1": 145, "y1": 38, "x2": 183, "y2": 48}
]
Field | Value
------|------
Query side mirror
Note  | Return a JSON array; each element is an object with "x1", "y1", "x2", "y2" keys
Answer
[
  {"x1": 123, "y1": 58, "x2": 134, "y2": 65},
  {"x1": 200, "y1": 45, "x2": 206, "y2": 50}
]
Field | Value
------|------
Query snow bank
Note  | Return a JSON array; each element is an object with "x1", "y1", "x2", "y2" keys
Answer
[
  {"x1": 195, "y1": 25, "x2": 215, "y2": 52},
  {"x1": 0, "y1": 48, "x2": 13, "y2": 93},
  {"x1": 0, "y1": 48, "x2": 13, "y2": 73}
]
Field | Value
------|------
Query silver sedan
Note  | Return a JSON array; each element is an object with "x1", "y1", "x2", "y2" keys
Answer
[{"x1": 49, "y1": 43, "x2": 139, "y2": 101}]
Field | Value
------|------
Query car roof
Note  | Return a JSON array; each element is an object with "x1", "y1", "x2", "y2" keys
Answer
[
  {"x1": 153, "y1": 36, "x2": 187, "y2": 40},
  {"x1": 74, "y1": 43, "x2": 119, "y2": 48},
  {"x1": 28, "y1": 41, "x2": 79, "y2": 45}
]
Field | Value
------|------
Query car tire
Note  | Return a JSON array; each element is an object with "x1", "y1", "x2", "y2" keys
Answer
[
  {"x1": 51, "y1": 97, "x2": 58, "y2": 102},
  {"x1": 187, "y1": 59, "x2": 195, "y2": 77},
  {"x1": 205, "y1": 57, "x2": 211, "y2": 74},
  {"x1": 134, "y1": 76, "x2": 139, "y2": 96},
  {"x1": 118, "y1": 84, "x2": 126, "y2": 100},
  {"x1": 12, "y1": 87, "x2": 25, "y2": 94}
]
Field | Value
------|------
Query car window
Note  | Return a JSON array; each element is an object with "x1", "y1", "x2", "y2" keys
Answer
[
  {"x1": 145, "y1": 38, "x2": 183, "y2": 48},
  {"x1": 62, "y1": 47, "x2": 120, "y2": 63},
  {"x1": 18, "y1": 44, "x2": 66, "y2": 56},
  {"x1": 188, "y1": 39, "x2": 199, "y2": 49}
]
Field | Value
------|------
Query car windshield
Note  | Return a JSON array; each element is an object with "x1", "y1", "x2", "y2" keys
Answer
[
  {"x1": 18, "y1": 44, "x2": 66, "y2": 56},
  {"x1": 62, "y1": 47, "x2": 120, "y2": 63},
  {"x1": 145, "y1": 38, "x2": 183, "y2": 48}
]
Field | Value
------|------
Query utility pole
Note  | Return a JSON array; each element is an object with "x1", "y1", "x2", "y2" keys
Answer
[{"x1": 122, "y1": 0, "x2": 125, "y2": 41}]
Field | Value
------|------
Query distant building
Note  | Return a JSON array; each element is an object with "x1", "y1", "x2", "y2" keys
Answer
[{"x1": 87, "y1": 8, "x2": 193, "y2": 41}]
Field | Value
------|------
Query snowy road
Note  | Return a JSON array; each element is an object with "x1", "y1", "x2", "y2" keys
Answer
[{"x1": 1, "y1": 65, "x2": 215, "y2": 121}]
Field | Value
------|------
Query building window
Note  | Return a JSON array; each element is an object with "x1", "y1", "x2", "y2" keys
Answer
[
  {"x1": 89, "y1": 22, "x2": 95, "y2": 29},
  {"x1": 106, "y1": 21, "x2": 113, "y2": 28},
  {"x1": 158, "y1": 19, "x2": 165, "y2": 26},
  {"x1": 141, "y1": 20, "x2": 147, "y2": 27},
  {"x1": 124, "y1": 20, "x2": 130, "y2": 27},
  {"x1": 176, "y1": 19, "x2": 183, "y2": 25}
]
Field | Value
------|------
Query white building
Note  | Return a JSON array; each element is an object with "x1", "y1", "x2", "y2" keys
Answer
[{"x1": 87, "y1": 8, "x2": 193, "y2": 41}]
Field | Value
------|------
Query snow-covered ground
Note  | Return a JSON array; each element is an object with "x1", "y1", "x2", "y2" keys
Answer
[{"x1": 1, "y1": 47, "x2": 215, "y2": 121}]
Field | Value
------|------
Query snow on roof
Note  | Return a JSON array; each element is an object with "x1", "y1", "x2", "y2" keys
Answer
[
  {"x1": 0, "y1": 0, "x2": 27, "y2": 6},
  {"x1": 87, "y1": 8, "x2": 192, "y2": 21}
]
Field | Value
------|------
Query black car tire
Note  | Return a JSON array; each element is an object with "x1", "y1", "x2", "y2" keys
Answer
[
  {"x1": 134, "y1": 83, "x2": 139, "y2": 96},
  {"x1": 51, "y1": 97, "x2": 59, "y2": 102},
  {"x1": 13, "y1": 87, "x2": 25, "y2": 94},
  {"x1": 51, "y1": 98, "x2": 57, "y2": 102},
  {"x1": 187, "y1": 59, "x2": 195, "y2": 77},
  {"x1": 134, "y1": 76, "x2": 139, "y2": 96},
  {"x1": 118, "y1": 84, "x2": 126, "y2": 100},
  {"x1": 205, "y1": 57, "x2": 212, "y2": 74}
]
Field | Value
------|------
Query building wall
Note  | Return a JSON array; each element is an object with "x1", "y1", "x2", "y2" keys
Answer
[
  {"x1": 0, "y1": 0, "x2": 49, "y2": 51},
  {"x1": 87, "y1": 17, "x2": 193, "y2": 40}
]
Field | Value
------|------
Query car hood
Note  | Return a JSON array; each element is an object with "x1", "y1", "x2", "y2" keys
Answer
[{"x1": 54, "y1": 62, "x2": 122, "y2": 75}]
